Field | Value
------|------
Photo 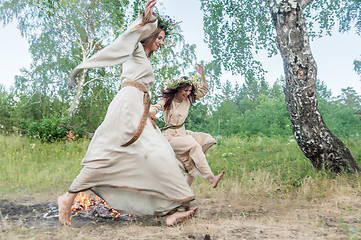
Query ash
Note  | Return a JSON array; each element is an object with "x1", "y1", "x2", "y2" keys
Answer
[{"x1": 0, "y1": 199, "x2": 153, "y2": 228}]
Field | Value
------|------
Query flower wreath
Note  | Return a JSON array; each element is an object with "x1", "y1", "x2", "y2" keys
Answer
[
  {"x1": 153, "y1": 7, "x2": 181, "y2": 42},
  {"x1": 165, "y1": 75, "x2": 202, "y2": 90},
  {"x1": 157, "y1": 15, "x2": 177, "y2": 37}
]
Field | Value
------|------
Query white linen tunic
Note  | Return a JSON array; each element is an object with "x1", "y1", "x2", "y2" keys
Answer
[
  {"x1": 150, "y1": 83, "x2": 217, "y2": 178},
  {"x1": 68, "y1": 14, "x2": 194, "y2": 216}
]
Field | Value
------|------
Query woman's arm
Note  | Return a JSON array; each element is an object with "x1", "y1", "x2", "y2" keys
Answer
[
  {"x1": 69, "y1": 0, "x2": 158, "y2": 87},
  {"x1": 196, "y1": 64, "x2": 206, "y2": 85},
  {"x1": 142, "y1": 0, "x2": 157, "y2": 25},
  {"x1": 195, "y1": 64, "x2": 209, "y2": 99},
  {"x1": 149, "y1": 98, "x2": 165, "y2": 120}
]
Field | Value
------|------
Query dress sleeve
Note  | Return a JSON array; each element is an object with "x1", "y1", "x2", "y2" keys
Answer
[
  {"x1": 196, "y1": 81, "x2": 209, "y2": 99},
  {"x1": 150, "y1": 99, "x2": 165, "y2": 115},
  {"x1": 69, "y1": 13, "x2": 158, "y2": 84}
]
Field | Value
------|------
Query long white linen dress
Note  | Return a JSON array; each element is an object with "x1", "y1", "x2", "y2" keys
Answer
[
  {"x1": 150, "y1": 82, "x2": 217, "y2": 179},
  {"x1": 67, "y1": 14, "x2": 195, "y2": 217}
]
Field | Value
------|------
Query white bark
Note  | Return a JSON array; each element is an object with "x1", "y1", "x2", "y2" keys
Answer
[
  {"x1": 299, "y1": 0, "x2": 314, "y2": 10},
  {"x1": 266, "y1": 0, "x2": 359, "y2": 173},
  {"x1": 67, "y1": 69, "x2": 87, "y2": 118}
]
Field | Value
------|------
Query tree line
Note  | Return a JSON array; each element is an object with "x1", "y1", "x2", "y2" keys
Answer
[
  {"x1": 0, "y1": 0, "x2": 360, "y2": 172},
  {"x1": 1, "y1": 73, "x2": 360, "y2": 141}
]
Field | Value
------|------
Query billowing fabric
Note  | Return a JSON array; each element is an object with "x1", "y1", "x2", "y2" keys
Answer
[
  {"x1": 68, "y1": 14, "x2": 194, "y2": 217},
  {"x1": 150, "y1": 83, "x2": 217, "y2": 178}
]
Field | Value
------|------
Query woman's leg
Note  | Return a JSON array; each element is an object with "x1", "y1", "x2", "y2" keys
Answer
[
  {"x1": 207, "y1": 170, "x2": 225, "y2": 188},
  {"x1": 185, "y1": 174, "x2": 195, "y2": 186},
  {"x1": 170, "y1": 136, "x2": 213, "y2": 175},
  {"x1": 57, "y1": 192, "x2": 77, "y2": 225},
  {"x1": 165, "y1": 207, "x2": 198, "y2": 226},
  {"x1": 170, "y1": 135, "x2": 225, "y2": 187}
]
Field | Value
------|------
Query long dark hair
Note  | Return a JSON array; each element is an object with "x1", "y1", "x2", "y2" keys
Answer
[
  {"x1": 141, "y1": 27, "x2": 164, "y2": 57},
  {"x1": 161, "y1": 77, "x2": 197, "y2": 110}
]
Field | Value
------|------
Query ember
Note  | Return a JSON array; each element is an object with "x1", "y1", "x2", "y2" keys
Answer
[{"x1": 71, "y1": 192, "x2": 133, "y2": 221}]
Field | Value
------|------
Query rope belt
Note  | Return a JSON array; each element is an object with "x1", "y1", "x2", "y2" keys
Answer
[
  {"x1": 121, "y1": 81, "x2": 155, "y2": 147},
  {"x1": 161, "y1": 123, "x2": 184, "y2": 131}
]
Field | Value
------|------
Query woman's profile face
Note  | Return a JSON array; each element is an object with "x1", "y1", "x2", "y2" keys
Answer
[{"x1": 150, "y1": 30, "x2": 165, "y2": 52}]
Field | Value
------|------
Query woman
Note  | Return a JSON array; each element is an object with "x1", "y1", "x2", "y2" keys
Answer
[
  {"x1": 150, "y1": 64, "x2": 225, "y2": 188},
  {"x1": 58, "y1": 0, "x2": 197, "y2": 226}
]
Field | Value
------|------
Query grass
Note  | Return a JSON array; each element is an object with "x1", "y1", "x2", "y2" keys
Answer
[
  {"x1": 1, "y1": 134, "x2": 361, "y2": 239},
  {"x1": 0, "y1": 135, "x2": 88, "y2": 195},
  {"x1": 205, "y1": 136, "x2": 361, "y2": 199},
  {"x1": 1, "y1": 134, "x2": 360, "y2": 200}
]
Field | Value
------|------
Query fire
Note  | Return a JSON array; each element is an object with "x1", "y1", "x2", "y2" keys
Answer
[
  {"x1": 71, "y1": 192, "x2": 130, "y2": 220},
  {"x1": 71, "y1": 192, "x2": 93, "y2": 211}
]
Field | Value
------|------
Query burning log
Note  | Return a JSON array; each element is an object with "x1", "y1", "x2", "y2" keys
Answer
[
  {"x1": 42, "y1": 192, "x2": 141, "y2": 222},
  {"x1": 70, "y1": 192, "x2": 134, "y2": 221}
]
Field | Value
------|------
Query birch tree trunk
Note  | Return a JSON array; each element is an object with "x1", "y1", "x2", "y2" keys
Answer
[
  {"x1": 266, "y1": 0, "x2": 360, "y2": 173},
  {"x1": 67, "y1": 70, "x2": 87, "y2": 119}
]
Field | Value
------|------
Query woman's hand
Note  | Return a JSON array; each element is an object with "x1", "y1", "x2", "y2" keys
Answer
[
  {"x1": 143, "y1": 0, "x2": 156, "y2": 23},
  {"x1": 195, "y1": 64, "x2": 206, "y2": 83},
  {"x1": 195, "y1": 64, "x2": 204, "y2": 75}
]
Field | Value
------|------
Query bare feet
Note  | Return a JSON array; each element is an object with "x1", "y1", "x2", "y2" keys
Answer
[
  {"x1": 165, "y1": 207, "x2": 198, "y2": 226},
  {"x1": 209, "y1": 170, "x2": 225, "y2": 188},
  {"x1": 57, "y1": 193, "x2": 76, "y2": 225}
]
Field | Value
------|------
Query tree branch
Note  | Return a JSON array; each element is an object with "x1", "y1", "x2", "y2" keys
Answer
[
  {"x1": 83, "y1": 76, "x2": 118, "y2": 87},
  {"x1": 299, "y1": 0, "x2": 314, "y2": 9},
  {"x1": 32, "y1": 2, "x2": 86, "y2": 56}
]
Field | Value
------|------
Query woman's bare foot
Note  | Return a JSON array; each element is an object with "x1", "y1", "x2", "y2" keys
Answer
[
  {"x1": 57, "y1": 192, "x2": 76, "y2": 225},
  {"x1": 165, "y1": 207, "x2": 198, "y2": 226},
  {"x1": 209, "y1": 170, "x2": 225, "y2": 188}
]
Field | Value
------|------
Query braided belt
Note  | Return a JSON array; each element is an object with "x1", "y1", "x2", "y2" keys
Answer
[
  {"x1": 121, "y1": 81, "x2": 154, "y2": 147},
  {"x1": 161, "y1": 123, "x2": 184, "y2": 131}
]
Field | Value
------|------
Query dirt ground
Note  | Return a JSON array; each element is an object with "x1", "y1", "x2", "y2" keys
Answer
[{"x1": 1, "y1": 193, "x2": 361, "y2": 240}]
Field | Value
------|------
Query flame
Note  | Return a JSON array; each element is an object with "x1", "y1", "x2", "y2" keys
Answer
[
  {"x1": 71, "y1": 192, "x2": 93, "y2": 211},
  {"x1": 71, "y1": 192, "x2": 121, "y2": 219}
]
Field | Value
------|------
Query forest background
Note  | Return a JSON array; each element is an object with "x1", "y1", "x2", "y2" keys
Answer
[{"x1": 0, "y1": 0, "x2": 360, "y2": 142}]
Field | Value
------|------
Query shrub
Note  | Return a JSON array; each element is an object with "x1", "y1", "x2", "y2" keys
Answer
[{"x1": 26, "y1": 116, "x2": 82, "y2": 142}]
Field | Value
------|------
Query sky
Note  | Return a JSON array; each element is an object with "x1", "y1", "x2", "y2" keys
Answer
[{"x1": 0, "y1": 0, "x2": 360, "y2": 97}]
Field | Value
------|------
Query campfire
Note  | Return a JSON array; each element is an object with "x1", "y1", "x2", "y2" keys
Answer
[
  {"x1": 70, "y1": 192, "x2": 134, "y2": 221},
  {"x1": 41, "y1": 192, "x2": 140, "y2": 222}
]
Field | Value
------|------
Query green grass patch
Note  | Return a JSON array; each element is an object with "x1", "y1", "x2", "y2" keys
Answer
[
  {"x1": 205, "y1": 136, "x2": 361, "y2": 198},
  {"x1": 1, "y1": 134, "x2": 360, "y2": 198},
  {"x1": 0, "y1": 135, "x2": 88, "y2": 194}
]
